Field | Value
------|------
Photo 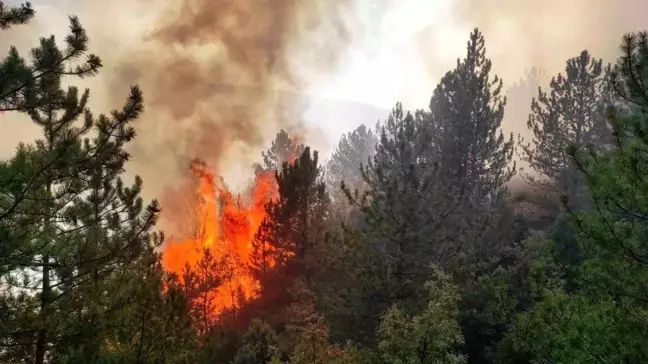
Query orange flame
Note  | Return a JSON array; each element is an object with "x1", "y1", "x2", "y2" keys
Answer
[
  {"x1": 161, "y1": 160, "x2": 279, "y2": 317},
  {"x1": 161, "y1": 132, "x2": 303, "y2": 321}
]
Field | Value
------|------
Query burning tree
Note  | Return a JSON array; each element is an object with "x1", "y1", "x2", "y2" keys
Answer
[{"x1": 161, "y1": 130, "x2": 305, "y2": 326}]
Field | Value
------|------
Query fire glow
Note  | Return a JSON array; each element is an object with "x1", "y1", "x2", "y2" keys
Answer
[{"x1": 161, "y1": 160, "x2": 279, "y2": 317}]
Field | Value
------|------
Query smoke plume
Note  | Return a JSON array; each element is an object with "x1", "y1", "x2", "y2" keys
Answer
[
  {"x1": 100, "y1": 0, "x2": 359, "y2": 197},
  {"x1": 431, "y1": 0, "x2": 648, "y2": 139}
]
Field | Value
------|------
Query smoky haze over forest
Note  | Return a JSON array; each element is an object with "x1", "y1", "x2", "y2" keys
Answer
[
  {"x1": 1, "y1": 0, "x2": 647, "y2": 201},
  {"x1": 5, "y1": 1, "x2": 648, "y2": 362}
]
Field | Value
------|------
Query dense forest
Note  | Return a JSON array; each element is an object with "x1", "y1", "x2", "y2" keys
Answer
[{"x1": 2, "y1": 2, "x2": 648, "y2": 363}]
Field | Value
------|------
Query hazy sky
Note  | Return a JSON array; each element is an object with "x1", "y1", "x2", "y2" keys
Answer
[{"x1": 2, "y1": 0, "x2": 648, "y2": 201}]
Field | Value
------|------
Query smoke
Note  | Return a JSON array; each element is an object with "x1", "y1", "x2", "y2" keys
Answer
[
  {"x1": 415, "y1": 0, "x2": 648, "y2": 176},
  {"x1": 0, "y1": 0, "x2": 359, "y2": 236},
  {"x1": 95, "y1": 0, "x2": 358, "y2": 198},
  {"x1": 450, "y1": 0, "x2": 645, "y2": 121},
  {"x1": 416, "y1": 0, "x2": 648, "y2": 84}
]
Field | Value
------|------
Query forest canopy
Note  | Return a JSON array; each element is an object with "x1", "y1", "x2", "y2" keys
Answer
[{"x1": 1, "y1": 2, "x2": 648, "y2": 363}]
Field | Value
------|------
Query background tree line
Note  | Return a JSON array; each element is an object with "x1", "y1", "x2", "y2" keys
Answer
[{"x1": 1, "y1": 1, "x2": 647, "y2": 363}]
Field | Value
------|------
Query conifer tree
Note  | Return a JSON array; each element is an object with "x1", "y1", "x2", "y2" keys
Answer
[
  {"x1": 0, "y1": 7, "x2": 100, "y2": 114},
  {"x1": 181, "y1": 249, "x2": 223, "y2": 337},
  {"x1": 354, "y1": 29, "x2": 522, "y2": 363},
  {"x1": 251, "y1": 147, "x2": 329, "y2": 285},
  {"x1": 0, "y1": 1, "x2": 34, "y2": 30},
  {"x1": 289, "y1": 314, "x2": 349, "y2": 364},
  {"x1": 326, "y1": 123, "x2": 378, "y2": 202},
  {"x1": 425, "y1": 28, "x2": 517, "y2": 282},
  {"x1": 257, "y1": 129, "x2": 304, "y2": 173},
  {"x1": 348, "y1": 103, "x2": 458, "y2": 308},
  {"x1": 519, "y1": 50, "x2": 612, "y2": 209},
  {"x1": 0, "y1": 13, "x2": 162, "y2": 363},
  {"x1": 430, "y1": 28, "x2": 515, "y2": 203},
  {"x1": 503, "y1": 32, "x2": 648, "y2": 363},
  {"x1": 0, "y1": 11, "x2": 101, "y2": 277},
  {"x1": 92, "y1": 259, "x2": 199, "y2": 363},
  {"x1": 248, "y1": 130, "x2": 305, "y2": 283},
  {"x1": 246, "y1": 148, "x2": 330, "y2": 361}
]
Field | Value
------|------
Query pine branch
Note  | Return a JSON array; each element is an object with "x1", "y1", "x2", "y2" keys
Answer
[{"x1": 0, "y1": 1, "x2": 34, "y2": 30}]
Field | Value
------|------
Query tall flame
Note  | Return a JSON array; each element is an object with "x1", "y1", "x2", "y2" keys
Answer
[{"x1": 161, "y1": 160, "x2": 279, "y2": 317}]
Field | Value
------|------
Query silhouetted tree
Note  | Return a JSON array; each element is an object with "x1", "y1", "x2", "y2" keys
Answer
[
  {"x1": 348, "y1": 103, "x2": 456, "y2": 310},
  {"x1": 256, "y1": 129, "x2": 304, "y2": 173},
  {"x1": 519, "y1": 50, "x2": 612, "y2": 209},
  {"x1": 254, "y1": 147, "x2": 329, "y2": 283},
  {"x1": 326, "y1": 124, "x2": 378, "y2": 201},
  {"x1": 0, "y1": 11, "x2": 162, "y2": 363},
  {"x1": 430, "y1": 28, "x2": 515, "y2": 202}
]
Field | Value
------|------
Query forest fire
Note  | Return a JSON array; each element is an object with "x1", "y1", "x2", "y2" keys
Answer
[
  {"x1": 161, "y1": 159, "x2": 280, "y2": 318},
  {"x1": 161, "y1": 131, "x2": 303, "y2": 320}
]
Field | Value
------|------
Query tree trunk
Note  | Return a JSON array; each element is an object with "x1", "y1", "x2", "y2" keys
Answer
[{"x1": 35, "y1": 254, "x2": 50, "y2": 364}]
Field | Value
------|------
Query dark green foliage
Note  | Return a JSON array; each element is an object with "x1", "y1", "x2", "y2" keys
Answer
[
  {"x1": 459, "y1": 267, "x2": 519, "y2": 364},
  {"x1": 425, "y1": 28, "x2": 518, "y2": 282},
  {"x1": 547, "y1": 213, "x2": 582, "y2": 291},
  {"x1": 0, "y1": 2, "x2": 34, "y2": 29},
  {"x1": 337, "y1": 29, "x2": 523, "y2": 361},
  {"x1": 430, "y1": 28, "x2": 515, "y2": 199},
  {"x1": 314, "y1": 226, "x2": 386, "y2": 346},
  {"x1": 253, "y1": 146, "x2": 329, "y2": 283},
  {"x1": 246, "y1": 147, "x2": 331, "y2": 362},
  {"x1": 234, "y1": 319, "x2": 279, "y2": 364},
  {"x1": 503, "y1": 31, "x2": 648, "y2": 363},
  {"x1": 349, "y1": 102, "x2": 453, "y2": 306},
  {"x1": 0, "y1": 8, "x2": 198, "y2": 364},
  {"x1": 250, "y1": 130, "x2": 315, "y2": 287},
  {"x1": 610, "y1": 31, "x2": 648, "y2": 110},
  {"x1": 0, "y1": 14, "x2": 101, "y2": 113}
]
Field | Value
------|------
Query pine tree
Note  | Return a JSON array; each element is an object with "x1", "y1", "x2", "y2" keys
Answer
[
  {"x1": 0, "y1": 2, "x2": 34, "y2": 30},
  {"x1": 248, "y1": 130, "x2": 305, "y2": 283},
  {"x1": 519, "y1": 50, "x2": 612, "y2": 209},
  {"x1": 348, "y1": 103, "x2": 457, "y2": 308},
  {"x1": 0, "y1": 8, "x2": 100, "y2": 114},
  {"x1": 181, "y1": 249, "x2": 223, "y2": 338},
  {"x1": 249, "y1": 146, "x2": 330, "y2": 336},
  {"x1": 360, "y1": 29, "x2": 521, "y2": 363},
  {"x1": 0, "y1": 14, "x2": 162, "y2": 363},
  {"x1": 251, "y1": 147, "x2": 329, "y2": 284},
  {"x1": 430, "y1": 28, "x2": 515, "y2": 203},
  {"x1": 289, "y1": 314, "x2": 343, "y2": 364},
  {"x1": 503, "y1": 32, "x2": 648, "y2": 363},
  {"x1": 326, "y1": 123, "x2": 378, "y2": 202},
  {"x1": 0, "y1": 13, "x2": 101, "y2": 277},
  {"x1": 95, "y1": 260, "x2": 199, "y2": 363},
  {"x1": 424, "y1": 29, "x2": 517, "y2": 282},
  {"x1": 256, "y1": 129, "x2": 304, "y2": 173}
]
